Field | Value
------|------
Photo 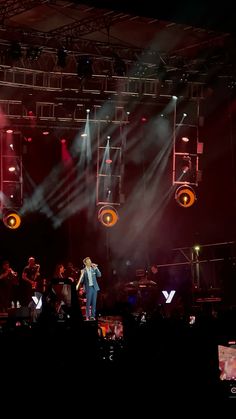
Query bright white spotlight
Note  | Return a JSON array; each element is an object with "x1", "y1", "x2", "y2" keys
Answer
[
  {"x1": 86, "y1": 109, "x2": 90, "y2": 113},
  {"x1": 183, "y1": 112, "x2": 187, "y2": 117},
  {"x1": 182, "y1": 137, "x2": 189, "y2": 143},
  {"x1": 172, "y1": 95, "x2": 178, "y2": 100},
  {"x1": 8, "y1": 166, "x2": 16, "y2": 172},
  {"x1": 10, "y1": 144, "x2": 14, "y2": 150}
]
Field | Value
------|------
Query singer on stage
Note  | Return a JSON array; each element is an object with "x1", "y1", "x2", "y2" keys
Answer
[{"x1": 77, "y1": 257, "x2": 101, "y2": 321}]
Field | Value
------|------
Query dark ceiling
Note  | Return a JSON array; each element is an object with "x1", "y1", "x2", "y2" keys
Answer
[{"x1": 75, "y1": 1, "x2": 236, "y2": 33}]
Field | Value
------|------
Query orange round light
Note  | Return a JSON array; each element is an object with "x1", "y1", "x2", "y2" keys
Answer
[
  {"x1": 175, "y1": 186, "x2": 196, "y2": 208},
  {"x1": 98, "y1": 206, "x2": 119, "y2": 227},
  {"x1": 3, "y1": 212, "x2": 21, "y2": 229}
]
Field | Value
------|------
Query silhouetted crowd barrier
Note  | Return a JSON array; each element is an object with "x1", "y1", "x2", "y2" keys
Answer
[{"x1": 1, "y1": 304, "x2": 236, "y2": 403}]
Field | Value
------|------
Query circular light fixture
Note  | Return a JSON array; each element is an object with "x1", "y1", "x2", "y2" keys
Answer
[
  {"x1": 3, "y1": 211, "x2": 21, "y2": 229},
  {"x1": 98, "y1": 206, "x2": 119, "y2": 227},
  {"x1": 175, "y1": 185, "x2": 196, "y2": 208}
]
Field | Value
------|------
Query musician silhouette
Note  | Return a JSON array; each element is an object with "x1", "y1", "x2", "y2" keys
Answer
[
  {"x1": 21, "y1": 257, "x2": 41, "y2": 306},
  {"x1": 0, "y1": 260, "x2": 18, "y2": 312},
  {"x1": 52, "y1": 264, "x2": 72, "y2": 313},
  {"x1": 149, "y1": 264, "x2": 159, "y2": 284}
]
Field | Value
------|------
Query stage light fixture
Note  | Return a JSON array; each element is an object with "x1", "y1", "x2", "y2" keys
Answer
[
  {"x1": 98, "y1": 206, "x2": 118, "y2": 227},
  {"x1": 181, "y1": 155, "x2": 192, "y2": 173},
  {"x1": 3, "y1": 211, "x2": 21, "y2": 229},
  {"x1": 26, "y1": 46, "x2": 41, "y2": 61},
  {"x1": 175, "y1": 185, "x2": 196, "y2": 208},
  {"x1": 8, "y1": 42, "x2": 22, "y2": 60},
  {"x1": 57, "y1": 47, "x2": 67, "y2": 68},
  {"x1": 77, "y1": 56, "x2": 93, "y2": 78},
  {"x1": 156, "y1": 62, "x2": 167, "y2": 82},
  {"x1": 113, "y1": 53, "x2": 126, "y2": 76}
]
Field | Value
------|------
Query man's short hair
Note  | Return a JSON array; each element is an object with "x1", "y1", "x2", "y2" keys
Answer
[{"x1": 83, "y1": 257, "x2": 90, "y2": 265}]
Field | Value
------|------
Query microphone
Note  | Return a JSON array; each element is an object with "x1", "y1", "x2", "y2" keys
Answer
[{"x1": 92, "y1": 263, "x2": 98, "y2": 268}]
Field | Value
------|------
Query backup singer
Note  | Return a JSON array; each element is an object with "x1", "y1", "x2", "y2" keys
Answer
[{"x1": 77, "y1": 257, "x2": 101, "y2": 321}]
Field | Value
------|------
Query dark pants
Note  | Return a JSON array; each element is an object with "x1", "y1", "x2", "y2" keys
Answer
[{"x1": 86, "y1": 286, "x2": 97, "y2": 318}]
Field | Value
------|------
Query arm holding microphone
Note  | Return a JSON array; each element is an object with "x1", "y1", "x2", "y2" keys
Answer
[
  {"x1": 91, "y1": 263, "x2": 102, "y2": 278},
  {"x1": 92, "y1": 263, "x2": 101, "y2": 277}
]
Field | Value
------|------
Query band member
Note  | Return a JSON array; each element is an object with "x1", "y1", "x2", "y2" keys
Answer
[
  {"x1": 21, "y1": 257, "x2": 41, "y2": 306},
  {"x1": 149, "y1": 264, "x2": 159, "y2": 283},
  {"x1": 51, "y1": 263, "x2": 72, "y2": 312},
  {"x1": 76, "y1": 257, "x2": 101, "y2": 321},
  {"x1": 53, "y1": 263, "x2": 65, "y2": 279},
  {"x1": 64, "y1": 262, "x2": 78, "y2": 282},
  {"x1": 0, "y1": 261, "x2": 18, "y2": 312}
]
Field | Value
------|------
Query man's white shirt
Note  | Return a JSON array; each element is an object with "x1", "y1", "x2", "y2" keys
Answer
[{"x1": 86, "y1": 267, "x2": 93, "y2": 286}]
